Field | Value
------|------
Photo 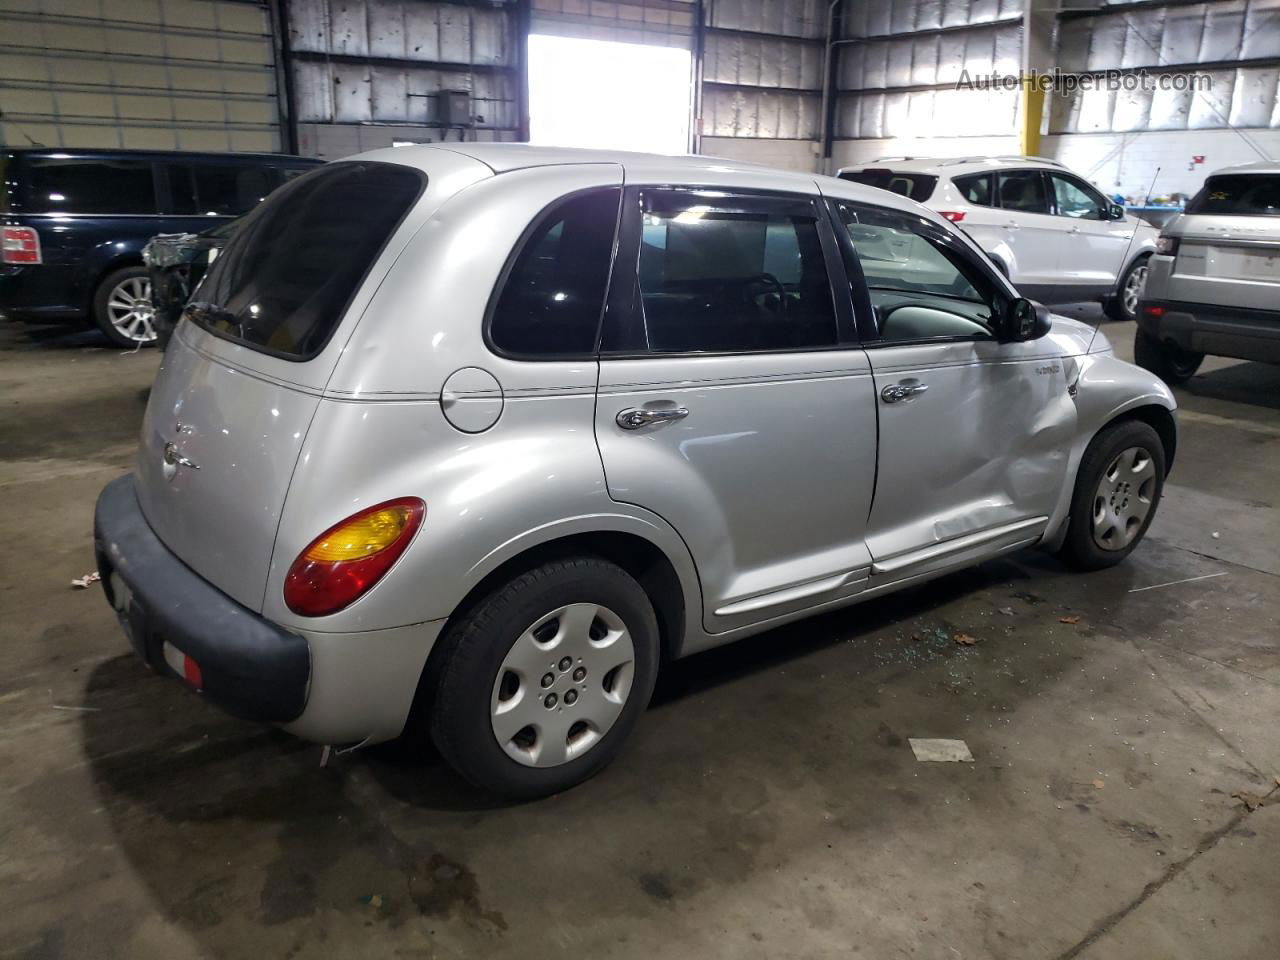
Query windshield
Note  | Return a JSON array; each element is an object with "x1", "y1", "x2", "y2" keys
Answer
[
  {"x1": 188, "y1": 161, "x2": 424, "y2": 360},
  {"x1": 839, "y1": 169, "x2": 938, "y2": 203},
  {"x1": 1185, "y1": 174, "x2": 1280, "y2": 216}
]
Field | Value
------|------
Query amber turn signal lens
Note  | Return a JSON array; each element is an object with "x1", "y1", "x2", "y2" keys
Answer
[{"x1": 284, "y1": 498, "x2": 425, "y2": 617}]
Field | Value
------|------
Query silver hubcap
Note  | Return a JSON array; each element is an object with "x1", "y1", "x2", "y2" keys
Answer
[
  {"x1": 1122, "y1": 264, "x2": 1147, "y2": 317},
  {"x1": 490, "y1": 602, "x2": 636, "y2": 768},
  {"x1": 1092, "y1": 446, "x2": 1157, "y2": 551},
  {"x1": 106, "y1": 276, "x2": 156, "y2": 343}
]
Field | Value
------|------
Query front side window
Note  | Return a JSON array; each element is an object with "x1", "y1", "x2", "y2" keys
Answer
[
  {"x1": 22, "y1": 157, "x2": 156, "y2": 214},
  {"x1": 488, "y1": 188, "x2": 621, "y2": 356},
  {"x1": 1186, "y1": 174, "x2": 1280, "y2": 216},
  {"x1": 835, "y1": 202, "x2": 999, "y2": 342},
  {"x1": 953, "y1": 173, "x2": 992, "y2": 207},
  {"x1": 627, "y1": 191, "x2": 837, "y2": 354},
  {"x1": 1050, "y1": 173, "x2": 1106, "y2": 220},
  {"x1": 997, "y1": 170, "x2": 1049, "y2": 215},
  {"x1": 189, "y1": 161, "x2": 423, "y2": 360}
]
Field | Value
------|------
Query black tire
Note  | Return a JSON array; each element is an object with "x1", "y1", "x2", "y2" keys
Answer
[
  {"x1": 1133, "y1": 327, "x2": 1203, "y2": 385},
  {"x1": 428, "y1": 557, "x2": 660, "y2": 800},
  {"x1": 1103, "y1": 255, "x2": 1150, "y2": 322},
  {"x1": 1058, "y1": 419, "x2": 1166, "y2": 571},
  {"x1": 93, "y1": 265, "x2": 158, "y2": 349}
]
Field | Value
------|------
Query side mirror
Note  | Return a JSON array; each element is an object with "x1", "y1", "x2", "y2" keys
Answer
[
  {"x1": 1001, "y1": 298, "x2": 1052, "y2": 342},
  {"x1": 1107, "y1": 203, "x2": 1126, "y2": 221}
]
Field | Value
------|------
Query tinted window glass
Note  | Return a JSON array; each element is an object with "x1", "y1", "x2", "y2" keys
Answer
[
  {"x1": 170, "y1": 163, "x2": 275, "y2": 216},
  {"x1": 633, "y1": 192, "x2": 836, "y2": 353},
  {"x1": 1186, "y1": 174, "x2": 1280, "y2": 216},
  {"x1": 188, "y1": 162, "x2": 422, "y2": 360},
  {"x1": 1050, "y1": 173, "x2": 1106, "y2": 219},
  {"x1": 997, "y1": 170, "x2": 1049, "y2": 214},
  {"x1": 836, "y1": 202, "x2": 997, "y2": 342},
  {"x1": 22, "y1": 157, "x2": 156, "y2": 214},
  {"x1": 839, "y1": 169, "x2": 938, "y2": 202},
  {"x1": 489, "y1": 188, "x2": 621, "y2": 356},
  {"x1": 953, "y1": 173, "x2": 992, "y2": 207}
]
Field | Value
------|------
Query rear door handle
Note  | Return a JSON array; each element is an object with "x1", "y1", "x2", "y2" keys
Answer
[
  {"x1": 881, "y1": 382, "x2": 928, "y2": 404},
  {"x1": 616, "y1": 406, "x2": 690, "y2": 430}
]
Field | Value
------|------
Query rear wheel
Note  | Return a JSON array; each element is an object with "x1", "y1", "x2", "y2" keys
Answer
[
  {"x1": 1059, "y1": 419, "x2": 1166, "y2": 570},
  {"x1": 427, "y1": 557, "x2": 660, "y2": 800},
  {"x1": 1134, "y1": 327, "x2": 1203, "y2": 384},
  {"x1": 1104, "y1": 255, "x2": 1149, "y2": 322},
  {"x1": 93, "y1": 266, "x2": 157, "y2": 348}
]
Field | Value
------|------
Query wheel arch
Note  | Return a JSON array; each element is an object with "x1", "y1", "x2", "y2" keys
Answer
[{"x1": 1103, "y1": 402, "x2": 1177, "y2": 476}]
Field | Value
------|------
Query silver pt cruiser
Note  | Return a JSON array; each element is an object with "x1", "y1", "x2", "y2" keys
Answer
[{"x1": 94, "y1": 145, "x2": 1177, "y2": 799}]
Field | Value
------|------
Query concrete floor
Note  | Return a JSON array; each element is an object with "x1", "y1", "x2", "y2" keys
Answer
[{"x1": 2, "y1": 310, "x2": 1278, "y2": 960}]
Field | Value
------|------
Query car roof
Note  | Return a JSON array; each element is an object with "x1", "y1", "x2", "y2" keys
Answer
[
  {"x1": 1207, "y1": 160, "x2": 1280, "y2": 176},
  {"x1": 837, "y1": 155, "x2": 1066, "y2": 176},
  {"x1": 3, "y1": 147, "x2": 320, "y2": 163}
]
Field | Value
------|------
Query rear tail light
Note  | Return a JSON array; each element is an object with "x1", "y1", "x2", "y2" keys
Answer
[
  {"x1": 939, "y1": 211, "x2": 966, "y2": 223},
  {"x1": 284, "y1": 498, "x2": 425, "y2": 616},
  {"x1": 2, "y1": 226, "x2": 41, "y2": 264},
  {"x1": 1143, "y1": 304, "x2": 1165, "y2": 317},
  {"x1": 1156, "y1": 236, "x2": 1179, "y2": 256}
]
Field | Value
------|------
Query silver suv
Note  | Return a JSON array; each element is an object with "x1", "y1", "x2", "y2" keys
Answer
[
  {"x1": 94, "y1": 146, "x2": 1176, "y2": 798},
  {"x1": 1137, "y1": 162, "x2": 1280, "y2": 383}
]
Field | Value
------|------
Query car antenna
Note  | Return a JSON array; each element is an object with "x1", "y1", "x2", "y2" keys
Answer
[{"x1": 1089, "y1": 165, "x2": 1161, "y2": 352}]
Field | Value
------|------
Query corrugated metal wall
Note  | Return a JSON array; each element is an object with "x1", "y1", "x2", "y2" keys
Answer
[
  {"x1": 0, "y1": 0, "x2": 281, "y2": 152},
  {"x1": 289, "y1": 0, "x2": 522, "y2": 158},
  {"x1": 833, "y1": 0, "x2": 1024, "y2": 142},
  {"x1": 1051, "y1": 0, "x2": 1280, "y2": 134}
]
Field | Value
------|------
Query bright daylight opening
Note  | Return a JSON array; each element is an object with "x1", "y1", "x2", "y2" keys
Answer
[{"x1": 527, "y1": 34, "x2": 691, "y2": 155}]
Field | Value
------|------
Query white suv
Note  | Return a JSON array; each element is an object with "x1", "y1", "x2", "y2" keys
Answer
[{"x1": 837, "y1": 157, "x2": 1159, "y2": 321}]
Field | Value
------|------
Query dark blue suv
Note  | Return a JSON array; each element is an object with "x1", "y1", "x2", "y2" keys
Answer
[{"x1": 1, "y1": 149, "x2": 321, "y2": 346}]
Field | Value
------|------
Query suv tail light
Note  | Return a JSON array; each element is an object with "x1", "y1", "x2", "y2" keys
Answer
[
  {"x1": 284, "y1": 498, "x2": 425, "y2": 616},
  {"x1": 2, "y1": 226, "x2": 41, "y2": 264},
  {"x1": 939, "y1": 211, "x2": 965, "y2": 223},
  {"x1": 1156, "y1": 236, "x2": 1179, "y2": 256}
]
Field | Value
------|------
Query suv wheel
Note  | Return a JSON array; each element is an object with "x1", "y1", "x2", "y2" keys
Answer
[
  {"x1": 93, "y1": 266, "x2": 157, "y2": 348},
  {"x1": 1058, "y1": 419, "x2": 1166, "y2": 571},
  {"x1": 1134, "y1": 327, "x2": 1203, "y2": 385},
  {"x1": 427, "y1": 557, "x2": 660, "y2": 800},
  {"x1": 1104, "y1": 255, "x2": 1149, "y2": 322}
]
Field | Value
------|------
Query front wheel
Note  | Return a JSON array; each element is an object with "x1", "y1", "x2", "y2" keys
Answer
[
  {"x1": 1058, "y1": 419, "x2": 1166, "y2": 571},
  {"x1": 1104, "y1": 255, "x2": 1150, "y2": 322},
  {"x1": 93, "y1": 266, "x2": 158, "y2": 348},
  {"x1": 427, "y1": 557, "x2": 660, "y2": 800},
  {"x1": 1134, "y1": 327, "x2": 1203, "y2": 385}
]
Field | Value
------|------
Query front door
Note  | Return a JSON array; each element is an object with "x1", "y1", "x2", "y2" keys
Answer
[
  {"x1": 1047, "y1": 171, "x2": 1133, "y2": 297},
  {"x1": 828, "y1": 198, "x2": 1077, "y2": 578},
  {"x1": 594, "y1": 187, "x2": 878, "y2": 633}
]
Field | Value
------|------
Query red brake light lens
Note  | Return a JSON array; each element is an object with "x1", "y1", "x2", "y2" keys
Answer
[
  {"x1": 2, "y1": 226, "x2": 41, "y2": 264},
  {"x1": 1143, "y1": 304, "x2": 1165, "y2": 317},
  {"x1": 284, "y1": 498, "x2": 425, "y2": 617},
  {"x1": 939, "y1": 211, "x2": 965, "y2": 223}
]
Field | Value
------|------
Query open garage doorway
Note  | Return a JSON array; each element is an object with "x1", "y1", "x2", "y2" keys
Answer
[{"x1": 527, "y1": 34, "x2": 691, "y2": 154}]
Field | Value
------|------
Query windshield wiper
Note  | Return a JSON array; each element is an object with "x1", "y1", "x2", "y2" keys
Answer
[{"x1": 185, "y1": 300, "x2": 242, "y2": 333}]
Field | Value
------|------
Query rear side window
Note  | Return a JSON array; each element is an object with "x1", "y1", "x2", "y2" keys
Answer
[
  {"x1": 169, "y1": 163, "x2": 275, "y2": 216},
  {"x1": 629, "y1": 190, "x2": 836, "y2": 354},
  {"x1": 188, "y1": 162, "x2": 423, "y2": 360},
  {"x1": 488, "y1": 188, "x2": 621, "y2": 356},
  {"x1": 840, "y1": 169, "x2": 938, "y2": 203},
  {"x1": 997, "y1": 170, "x2": 1049, "y2": 214},
  {"x1": 21, "y1": 157, "x2": 157, "y2": 214},
  {"x1": 1186, "y1": 174, "x2": 1280, "y2": 216},
  {"x1": 953, "y1": 173, "x2": 992, "y2": 207}
]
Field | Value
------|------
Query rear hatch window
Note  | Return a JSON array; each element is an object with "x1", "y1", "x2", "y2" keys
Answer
[
  {"x1": 1185, "y1": 174, "x2": 1280, "y2": 216},
  {"x1": 839, "y1": 169, "x2": 938, "y2": 203},
  {"x1": 188, "y1": 161, "x2": 424, "y2": 360}
]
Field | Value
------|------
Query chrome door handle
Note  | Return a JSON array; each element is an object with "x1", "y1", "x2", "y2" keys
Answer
[
  {"x1": 616, "y1": 406, "x2": 689, "y2": 430},
  {"x1": 880, "y1": 382, "x2": 928, "y2": 404}
]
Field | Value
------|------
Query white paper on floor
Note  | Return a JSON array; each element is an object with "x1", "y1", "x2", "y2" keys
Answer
[{"x1": 909, "y1": 738, "x2": 974, "y2": 762}]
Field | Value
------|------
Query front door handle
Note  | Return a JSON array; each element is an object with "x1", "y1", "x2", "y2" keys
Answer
[
  {"x1": 880, "y1": 382, "x2": 928, "y2": 404},
  {"x1": 616, "y1": 406, "x2": 689, "y2": 430}
]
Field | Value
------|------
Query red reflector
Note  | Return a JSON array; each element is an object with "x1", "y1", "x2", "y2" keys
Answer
[
  {"x1": 1143, "y1": 305, "x2": 1165, "y2": 317},
  {"x1": 2, "y1": 226, "x2": 42, "y2": 264},
  {"x1": 939, "y1": 211, "x2": 965, "y2": 223},
  {"x1": 183, "y1": 655, "x2": 203, "y2": 690}
]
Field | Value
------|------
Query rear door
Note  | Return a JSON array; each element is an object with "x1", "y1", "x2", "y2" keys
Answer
[
  {"x1": 594, "y1": 187, "x2": 877, "y2": 633},
  {"x1": 994, "y1": 169, "x2": 1061, "y2": 294},
  {"x1": 133, "y1": 161, "x2": 426, "y2": 610},
  {"x1": 1047, "y1": 171, "x2": 1131, "y2": 294}
]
